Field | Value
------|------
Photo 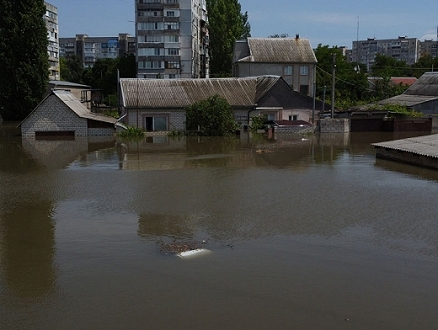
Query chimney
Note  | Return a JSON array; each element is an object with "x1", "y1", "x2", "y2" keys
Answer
[{"x1": 295, "y1": 34, "x2": 300, "y2": 40}]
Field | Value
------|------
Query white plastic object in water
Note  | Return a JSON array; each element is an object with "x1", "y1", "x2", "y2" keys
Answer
[{"x1": 177, "y1": 248, "x2": 211, "y2": 258}]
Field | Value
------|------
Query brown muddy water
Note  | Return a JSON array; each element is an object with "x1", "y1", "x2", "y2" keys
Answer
[{"x1": 1, "y1": 123, "x2": 438, "y2": 330}]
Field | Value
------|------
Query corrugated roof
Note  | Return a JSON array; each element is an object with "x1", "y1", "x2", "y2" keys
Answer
[
  {"x1": 238, "y1": 38, "x2": 317, "y2": 63},
  {"x1": 377, "y1": 94, "x2": 438, "y2": 107},
  {"x1": 405, "y1": 72, "x2": 438, "y2": 96},
  {"x1": 120, "y1": 76, "x2": 281, "y2": 108},
  {"x1": 373, "y1": 134, "x2": 438, "y2": 159},
  {"x1": 54, "y1": 90, "x2": 117, "y2": 124}
]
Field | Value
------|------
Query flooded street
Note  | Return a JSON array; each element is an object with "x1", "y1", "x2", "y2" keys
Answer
[{"x1": 1, "y1": 123, "x2": 438, "y2": 330}]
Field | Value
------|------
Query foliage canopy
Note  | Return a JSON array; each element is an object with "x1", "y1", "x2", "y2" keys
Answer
[
  {"x1": 186, "y1": 94, "x2": 237, "y2": 136},
  {"x1": 0, "y1": 0, "x2": 49, "y2": 121},
  {"x1": 206, "y1": 0, "x2": 250, "y2": 77}
]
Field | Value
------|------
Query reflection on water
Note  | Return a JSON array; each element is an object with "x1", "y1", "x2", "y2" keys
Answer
[{"x1": 1, "y1": 123, "x2": 438, "y2": 330}]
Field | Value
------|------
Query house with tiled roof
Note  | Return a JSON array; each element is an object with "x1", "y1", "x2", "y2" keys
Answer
[
  {"x1": 118, "y1": 76, "x2": 327, "y2": 133},
  {"x1": 233, "y1": 36, "x2": 317, "y2": 97}
]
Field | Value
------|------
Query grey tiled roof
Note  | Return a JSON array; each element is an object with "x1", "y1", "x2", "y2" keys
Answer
[
  {"x1": 238, "y1": 38, "x2": 317, "y2": 63},
  {"x1": 119, "y1": 76, "x2": 281, "y2": 108}
]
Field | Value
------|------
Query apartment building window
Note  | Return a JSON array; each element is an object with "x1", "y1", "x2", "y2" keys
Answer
[
  {"x1": 165, "y1": 35, "x2": 179, "y2": 42},
  {"x1": 142, "y1": 35, "x2": 163, "y2": 43},
  {"x1": 139, "y1": 22, "x2": 163, "y2": 30},
  {"x1": 139, "y1": 61, "x2": 164, "y2": 69},
  {"x1": 139, "y1": 48, "x2": 164, "y2": 56},
  {"x1": 166, "y1": 61, "x2": 180, "y2": 68},
  {"x1": 139, "y1": 0, "x2": 161, "y2": 3},
  {"x1": 138, "y1": 10, "x2": 162, "y2": 17},
  {"x1": 300, "y1": 65, "x2": 309, "y2": 76},
  {"x1": 283, "y1": 65, "x2": 293, "y2": 75},
  {"x1": 165, "y1": 22, "x2": 179, "y2": 30},
  {"x1": 166, "y1": 11, "x2": 175, "y2": 17},
  {"x1": 166, "y1": 48, "x2": 179, "y2": 55},
  {"x1": 166, "y1": 0, "x2": 178, "y2": 3}
]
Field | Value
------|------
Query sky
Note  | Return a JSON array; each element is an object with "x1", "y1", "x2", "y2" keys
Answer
[{"x1": 51, "y1": 0, "x2": 438, "y2": 48}]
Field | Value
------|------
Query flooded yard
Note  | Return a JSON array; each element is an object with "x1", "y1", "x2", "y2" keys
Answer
[{"x1": 1, "y1": 123, "x2": 438, "y2": 330}]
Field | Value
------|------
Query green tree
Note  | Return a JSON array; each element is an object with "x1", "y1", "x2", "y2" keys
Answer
[
  {"x1": 411, "y1": 54, "x2": 438, "y2": 78},
  {"x1": 314, "y1": 44, "x2": 369, "y2": 109},
  {"x1": 372, "y1": 54, "x2": 412, "y2": 77},
  {"x1": 206, "y1": 0, "x2": 250, "y2": 77},
  {"x1": 60, "y1": 55, "x2": 84, "y2": 83},
  {"x1": 186, "y1": 94, "x2": 237, "y2": 136},
  {"x1": 0, "y1": 0, "x2": 49, "y2": 121},
  {"x1": 81, "y1": 54, "x2": 136, "y2": 103}
]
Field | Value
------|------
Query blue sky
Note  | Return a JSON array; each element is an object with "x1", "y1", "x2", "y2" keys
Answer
[{"x1": 52, "y1": 0, "x2": 437, "y2": 48}]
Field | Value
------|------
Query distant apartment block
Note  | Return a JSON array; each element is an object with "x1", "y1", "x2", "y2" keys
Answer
[
  {"x1": 44, "y1": 2, "x2": 60, "y2": 80},
  {"x1": 135, "y1": 0, "x2": 209, "y2": 79},
  {"x1": 59, "y1": 34, "x2": 136, "y2": 68},
  {"x1": 420, "y1": 39, "x2": 438, "y2": 58},
  {"x1": 351, "y1": 36, "x2": 421, "y2": 69}
]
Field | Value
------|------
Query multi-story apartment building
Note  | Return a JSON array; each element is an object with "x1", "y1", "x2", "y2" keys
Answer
[
  {"x1": 351, "y1": 36, "x2": 421, "y2": 70},
  {"x1": 59, "y1": 34, "x2": 136, "y2": 68},
  {"x1": 44, "y1": 2, "x2": 60, "y2": 80},
  {"x1": 135, "y1": 0, "x2": 209, "y2": 79},
  {"x1": 420, "y1": 39, "x2": 438, "y2": 58}
]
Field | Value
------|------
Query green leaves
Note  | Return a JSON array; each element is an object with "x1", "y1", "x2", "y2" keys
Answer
[
  {"x1": 206, "y1": 0, "x2": 250, "y2": 77},
  {"x1": 186, "y1": 95, "x2": 237, "y2": 136},
  {"x1": 0, "y1": 0, "x2": 48, "y2": 121}
]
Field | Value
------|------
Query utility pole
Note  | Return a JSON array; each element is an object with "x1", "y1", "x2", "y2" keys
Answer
[{"x1": 331, "y1": 53, "x2": 336, "y2": 118}]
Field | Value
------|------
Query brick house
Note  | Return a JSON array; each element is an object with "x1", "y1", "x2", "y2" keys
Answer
[
  {"x1": 118, "y1": 76, "x2": 327, "y2": 133},
  {"x1": 20, "y1": 90, "x2": 118, "y2": 138}
]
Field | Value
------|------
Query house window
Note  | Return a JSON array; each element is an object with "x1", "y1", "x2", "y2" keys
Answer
[
  {"x1": 289, "y1": 115, "x2": 298, "y2": 121},
  {"x1": 284, "y1": 65, "x2": 293, "y2": 75},
  {"x1": 144, "y1": 115, "x2": 168, "y2": 131},
  {"x1": 300, "y1": 65, "x2": 309, "y2": 75}
]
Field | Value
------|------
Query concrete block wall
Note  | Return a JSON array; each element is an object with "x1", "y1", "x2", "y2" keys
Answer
[
  {"x1": 319, "y1": 118, "x2": 350, "y2": 133},
  {"x1": 21, "y1": 95, "x2": 87, "y2": 137},
  {"x1": 88, "y1": 127, "x2": 116, "y2": 136}
]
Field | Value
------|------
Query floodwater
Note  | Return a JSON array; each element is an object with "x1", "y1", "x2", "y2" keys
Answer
[{"x1": 1, "y1": 123, "x2": 438, "y2": 330}]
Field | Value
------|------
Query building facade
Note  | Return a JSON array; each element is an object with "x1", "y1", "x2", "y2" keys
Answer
[
  {"x1": 351, "y1": 36, "x2": 421, "y2": 70},
  {"x1": 44, "y1": 2, "x2": 60, "y2": 80},
  {"x1": 135, "y1": 0, "x2": 209, "y2": 79},
  {"x1": 59, "y1": 34, "x2": 136, "y2": 68},
  {"x1": 233, "y1": 37, "x2": 317, "y2": 97},
  {"x1": 420, "y1": 39, "x2": 438, "y2": 58}
]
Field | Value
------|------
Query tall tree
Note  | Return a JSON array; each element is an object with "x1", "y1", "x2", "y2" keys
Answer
[
  {"x1": 0, "y1": 0, "x2": 49, "y2": 121},
  {"x1": 314, "y1": 44, "x2": 369, "y2": 108},
  {"x1": 206, "y1": 0, "x2": 250, "y2": 77},
  {"x1": 60, "y1": 55, "x2": 84, "y2": 83}
]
